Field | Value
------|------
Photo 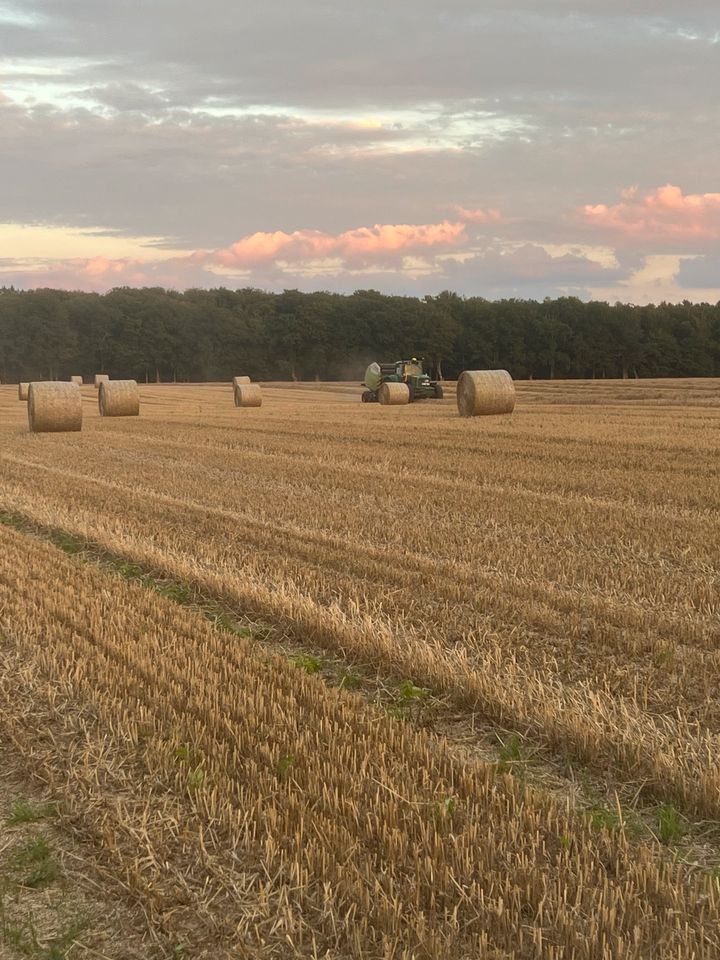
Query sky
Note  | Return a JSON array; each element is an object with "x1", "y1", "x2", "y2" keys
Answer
[{"x1": 1, "y1": 1, "x2": 719, "y2": 301}]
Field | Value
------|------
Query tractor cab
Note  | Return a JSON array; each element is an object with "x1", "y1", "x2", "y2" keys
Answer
[{"x1": 399, "y1": 359, "x2": 423, "y2": 380}]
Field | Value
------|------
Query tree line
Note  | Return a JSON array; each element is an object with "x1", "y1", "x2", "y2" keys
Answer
[{"x1": 1, "y1": 285, "x2": 718, "y2": 383}]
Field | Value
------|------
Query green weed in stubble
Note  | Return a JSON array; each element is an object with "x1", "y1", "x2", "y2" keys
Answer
[
  {"x1": 0, "y1": 510, "x2": 28, "y2": 533},
  {"x1": 291, "y1": 654, "x2": 323, "y2": 674},
  {"x1": 6, "y1": 800, "x2": 58, "y2": 826},
  {"x1": 338, "y1": 668, "x2": 363, "y2": 690},
  {"x1": 397, "y1": 679, "x2": 429, "y2": 702},
  {"x1": 48, "y1": 532, "x2": 85, "y2": 557},
  {"x1": 383, "y1": 678, "x2": 432, "y2": 722},
  {"x1": 11, "y1": 837, "x2": 61, "y2": 889},
  {"x1": 154, "y1": 580, "x2": 194, "y2": 604},
  {"x1": 496, "y1": 732, "x2": 524, "y2": 773},
  {"x1": 42, "y1": 919, "x2": 88, "y2": 960},
  {"x1": 212, "y1": 612, "x2": 254, "y2": 637},
  {"x1": 586, "y1": 802, "x2": 644, "y2": 841},
  {"x1": 0, "y1": 908, "x2": 36, "y2": 955},
  {"x1": 112, "y1": 559, "x2": 147, "y2": 581},
  {"x1": 187, "y1": 768, "x2": 206, "y2": 793},
  {"x1": 656, "y1": 804, "x2": 686, "y2": 844},
  {"x1": 652, "y1": 645, "x2": 674, "y2": 669},
  {"x1": 276, "y1": 755, "x2": 296, "y2": 779}
]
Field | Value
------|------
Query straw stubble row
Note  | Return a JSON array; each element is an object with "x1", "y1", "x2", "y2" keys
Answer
[
  {"x1": 0, "y1": 383, "x2": 718, "y2": 817},
  {"x1": 0, "y1": 522, "x2": 716, "y2": 959},
  {"x1": 0, "y1": 442, "x2": 718, "y2": 819}
]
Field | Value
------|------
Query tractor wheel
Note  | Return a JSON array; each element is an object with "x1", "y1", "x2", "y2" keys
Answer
[
  {"x1": 406, "y1": 386, "x2": 415, "y2": 403},
  {"x1": 361, "y1": 390, "x2": 374, "y2": 403},
  {"x1": 434, "y1": 384, "x2": 444, "y2": 399}
]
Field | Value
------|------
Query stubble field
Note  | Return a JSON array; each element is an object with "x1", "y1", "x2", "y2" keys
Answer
[{"x1": 0, "y1": 379, "x2": 718, "y2": 958}]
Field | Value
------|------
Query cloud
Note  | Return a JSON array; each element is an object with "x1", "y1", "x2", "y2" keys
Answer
[
  {"x1": 580, "y1": 184, "x2": 720, "y2": 244},
  {"x1": 439, "y1": 242, "x2": 626, "y2": 298},
  {"x1": 73, "y1": 82, "x2": 172, "y2": 113},
  {"x1": 195, "y1": 221, "x2": 468, "y2": 269},
  {"x1": 3, "y1": 4, "x2": 720, "y2": 304},
  {"x1": 0, "y1": 218, "x2": 470, "y2": 291},
  {"x1": 454, "y1": 206, "x2": 503, "y2": 224},
  {"x1": 0, "y1": 255, "x2": 203, "y2": 292},
  {"x1": 676, "y1": 254, "x2": 720, "y2": 290}
]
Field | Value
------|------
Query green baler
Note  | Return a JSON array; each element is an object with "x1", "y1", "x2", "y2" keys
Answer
[{"x1": 361, "y1": 359, "x2": 444, "y2": 404}]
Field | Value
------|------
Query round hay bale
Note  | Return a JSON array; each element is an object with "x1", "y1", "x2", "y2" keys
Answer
[
  {"x1": 378, "y1": 382, "x2": 410, "y2": 406},
  {"x1": 234, "y1": 383, "x2": 262, "y2": 408},
  {"x1": 233, "y1": 376, "x2": 251, "y2": 390},
  {"x1": 28, "y1": 382, "x2": 82, "y2": 433},
  {"x1": 18, "y1": 382, "x2": 29, "y2": 401},
  {"x1": 456, "y1": 369, "x2": 515, "y2": 417},
  {"x1": 70, "y1": 375, "x2": 83, "y2": 386},
  {"x1": 98, "y1": 379, "x2": 140, "y2": 417},
  {"x1": 94, "y1": 374, "x2": 109, "y2": 389}
]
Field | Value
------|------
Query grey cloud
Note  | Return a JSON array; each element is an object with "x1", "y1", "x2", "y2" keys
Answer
[
  {"x1": 72, "y1": 82, "x2": 173, "y2": 112},
  {"x1": 3, "y1": 1, "x2": 719, "y2": 113},
  {"x1": 0, "y1": 97, "x2": 518, "y2": 244},
  {"x1": 199, "y1": 241, "x2": 630, "y2": 300},
  {"x1": 677, "y1": 256, "x2": 720, "y2": 289},
  {"x1": 0, "y1": 91, "x2": 717, "y2": 256},
  {"x1": 436, "y1": 243, "x2": 628, "y2": 296}
]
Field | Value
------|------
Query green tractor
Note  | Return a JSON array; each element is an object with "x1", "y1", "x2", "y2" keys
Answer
[{"x1": 361, "y1": 358, "x2": 444, "y2": 404}]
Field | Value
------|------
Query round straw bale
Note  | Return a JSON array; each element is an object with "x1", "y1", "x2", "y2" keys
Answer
[
  {"x1": 233, "y1": 376, "x2": 251, "y2": 389},
  {"x1": 378, "y1": 382, "x2": 410, "y2": 405},
  {"x1": 94, "y1": 374, "x2": 109, "y2": 388},
  {"x1": 28, "y1": 382, "x2": 82, "y2": 433},
  {"x1": 18, "y1": 382, "x2": 29, "y2": 401},
  {"x1": 98, "y1": 379, "x2": 140, "y2": 417},
  {"x1": 70, "y1": 375, "x2": 83, "y2": 386},
  {"x1": 456, "y1": 369, "x2": 515, "y2": 417},
  {"x1": 234, "y1": 383, "x2": 262, "y2": 408}
]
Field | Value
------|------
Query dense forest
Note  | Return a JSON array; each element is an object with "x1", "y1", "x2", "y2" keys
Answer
[{"x1": 1, "y1": 286, "x2": 719, "y2": 383}]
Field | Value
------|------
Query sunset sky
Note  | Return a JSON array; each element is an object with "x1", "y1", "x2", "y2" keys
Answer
[{"x1": 1, "y1": 1, "x2": 719, "y2": 301}]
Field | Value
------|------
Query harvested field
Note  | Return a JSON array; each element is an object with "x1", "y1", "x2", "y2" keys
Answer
[{"x1": 0, "y1": 378, "x2": 718, "y2": 956}]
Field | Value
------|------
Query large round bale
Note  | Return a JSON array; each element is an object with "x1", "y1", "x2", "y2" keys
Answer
[
  {"x1": 28, "y1": 382, "x2": 82, "y2": 433},
  {"x1": 98, "y1": 379, "x2": 140, "y2": 417},
  {"x1": 378, "y1": 382, "x2": 410, "y2": 406},
  {"x1": 94, "y1": 374, "x2": 109, "y2": 389},
  {"x1": 234, "y1": 383, "x2": 262, "y2": 408},
  {"x1": 18, "y1": 382, "x2": 29, "y2": 401},
  {"x1": 70, "y1": 375, "x2": 83, "y2": 386},
  {"x1": 233, "y1": 376, "x2": 251, "y2": 389},
  {"x1": 456, "y1": 369, "x2": 515, "y2": 417}
]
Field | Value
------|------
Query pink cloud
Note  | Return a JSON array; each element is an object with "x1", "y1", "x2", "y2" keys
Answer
[
  {"x1": 580, "y1": 184, "x2": 720, "y2": 241},
  {"x1": 0, "y1": 254, "x2": 202, "y2": 292},
  {"x1": 453, "y1": 205, "x2": 503, "y2": 224},
  {"x1": 2, "y1": 218, "x2": 469, "y2": 291},
  {"x1": 194, "y1": 220, "x2": 468, "y2": 268}
]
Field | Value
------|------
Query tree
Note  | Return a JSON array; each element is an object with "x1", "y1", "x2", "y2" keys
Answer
[{"x1": 1, "y1": 286, "x2": 718, "y2": 383}]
